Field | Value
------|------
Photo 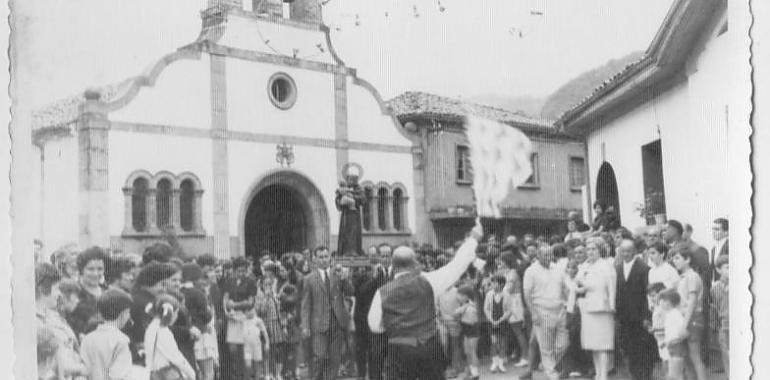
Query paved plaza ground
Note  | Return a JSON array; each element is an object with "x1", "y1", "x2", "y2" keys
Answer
[{"x1": 325, "y1": 357, "x2": 729, "y2": 380}]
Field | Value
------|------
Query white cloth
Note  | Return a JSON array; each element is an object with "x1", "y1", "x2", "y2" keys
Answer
[
  {"x1": 465, "y1": 116, "x2": 533, "y2": 217},
  {"x1": 368, "y1": 236, "x2": 479, "y2": 333}
]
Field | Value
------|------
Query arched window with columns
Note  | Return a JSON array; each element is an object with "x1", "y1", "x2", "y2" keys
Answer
[
  {"x1": 123, "y1": 171, "x2": 205, "y2": 236},
  {"x1": 156, "y1": 178, "x2": 173, "y2": 230},
  {"x1": 131, "y1": 177, "x2": 149, "y2": 232},
  {"x1": 180, "y1": 179, "x2": 195, "y2": 232},
  {"x1": 392, "y1": 188, "x2": 403, "y2": 231},
  {"x1": 361, "y1": 185, "x2": 373, "y2": 232},
  {"x1": 377, "y1": 187, "x2": 389, "y2": 231}
]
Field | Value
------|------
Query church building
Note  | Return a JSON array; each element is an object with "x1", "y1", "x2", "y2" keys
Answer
[{"x1": 32, "y1": 0, "x2": 420, "y2": 259}]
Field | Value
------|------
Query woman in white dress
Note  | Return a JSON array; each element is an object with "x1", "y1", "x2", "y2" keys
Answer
[{"x1": 575, "y1": 237, "x2": 617, "y2": 380}]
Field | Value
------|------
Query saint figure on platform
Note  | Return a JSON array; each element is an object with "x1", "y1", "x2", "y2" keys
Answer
[{"x1": 335, "y1": 164, "x2": 366, "y2": 256}]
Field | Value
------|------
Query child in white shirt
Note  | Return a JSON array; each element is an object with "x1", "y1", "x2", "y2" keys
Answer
[
  {"x1": 646, "y1": 283, "x2": 668, "y2": 360},
  {"x1": 239, "y1": 307, "x2": 270, "y2": 380},
  {"x1": 658, "y1": 289, "x2": 689, "y2": 380}
]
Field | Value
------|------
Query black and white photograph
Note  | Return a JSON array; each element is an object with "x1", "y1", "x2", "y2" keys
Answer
[{"x1": 2, "y1": 0, "x2": 761, "y2": 379}]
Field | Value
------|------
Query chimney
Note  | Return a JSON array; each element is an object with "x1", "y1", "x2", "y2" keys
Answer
[
  {"x1": 206, "y1": 0, "x2": 242, "y2": 9},
  {"x1": 289, "y1": 0, "x2": 322, "y2": 24},
  {"x1": 253, "y1": 0, "x2": 284, "y2": 17}
]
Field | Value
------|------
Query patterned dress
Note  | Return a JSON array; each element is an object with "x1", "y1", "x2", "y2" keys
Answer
[{"x1": 257, "y1": 289, "x2": 287, "y2": 344}]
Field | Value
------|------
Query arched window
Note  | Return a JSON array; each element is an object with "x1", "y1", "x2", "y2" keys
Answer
[
  {"x1": 131, "y1": 178, "x2": 149, "y2": 232},
  {"x1": 180, "y1": 179, "x2": 195, "y2": 232},
  {"x1": 362, "y1": 187, "x2": 373, "y2": 231},
  {"x1": 392, "y1": 188, "x2": 403, "y2": 231},
  {"x1": 156, "y1": 178, "x2": 173, "y2": 230},
  {"x1": 377, "y1": 187, "x2": 388, "y2": 231}
]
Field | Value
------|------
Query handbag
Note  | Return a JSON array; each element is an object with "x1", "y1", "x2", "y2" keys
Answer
[{"x1": 148, "y1": 327, "x2": 186, "y2": 380}]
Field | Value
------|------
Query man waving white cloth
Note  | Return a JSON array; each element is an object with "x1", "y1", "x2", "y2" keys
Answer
[{"x1": 367, "y1": 220, "x2": 483, "y2": 380}]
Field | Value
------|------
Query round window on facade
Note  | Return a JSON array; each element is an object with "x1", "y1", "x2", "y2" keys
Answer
[{"x1": 267, "y1": 73, "x2": 297, "y2": 110}]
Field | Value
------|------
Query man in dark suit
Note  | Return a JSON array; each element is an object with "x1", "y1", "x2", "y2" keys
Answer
[
  {"x1": 301, "y1": 246, "x2": 354, "y2": 380},
  {"x1": 710, "y1": 218, "x2": 729, "y2": 283},
  {"x1": 706, "y1": 218, "x2": 729, "y2": 372},
  {"x1": 615, "y1": 239, "x2": 656, "y2": 380},
  {"x1": 352, "y1": 255, "x2": 389, "y2": 380}
]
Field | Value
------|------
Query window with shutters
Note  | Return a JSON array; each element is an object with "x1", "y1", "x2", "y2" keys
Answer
[
  {"x1": 569, "y1": 156, "x2": 586, "y2": 191},
  {"x1": 519, "y1": 152, "x2": 540, "y2": 188},
  {"x1": 456, "y1": 145, "x2": 473, "y2": 184}
]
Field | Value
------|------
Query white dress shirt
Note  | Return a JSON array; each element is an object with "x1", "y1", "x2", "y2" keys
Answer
[
  {"x1": 648, "y1": 261, "x2": 680, "y2": 289},
  {"x1": 712, "y1": 238, "x2": 727, "y2": 264},
  {"x1": 367, "y1": 237, "x2": 479, "y2": 333},
  {"x1": 319, "y1": 268, "x2": 328, "y2": 283},
  {"x1": 623, "y1": 257, "x2": 635, "y2": 281}
]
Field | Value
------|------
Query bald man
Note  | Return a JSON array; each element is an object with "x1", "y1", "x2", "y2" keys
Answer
[
  {"x1": 367, "y1": 220, "x2": 483, "y2": 380},
  {"x1": 615, "y1": 239, "x2": 656, "y2": 380}
]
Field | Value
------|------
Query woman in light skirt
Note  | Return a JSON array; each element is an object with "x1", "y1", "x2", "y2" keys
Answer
[{"x1": 575, "y1": 237, "x2": 617, "y2": 380}]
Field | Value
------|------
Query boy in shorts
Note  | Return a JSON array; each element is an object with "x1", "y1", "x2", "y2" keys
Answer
[
  {"x1": 658, "y1": 289, "x2": 688, "y2": 380},
  {"x1": 241, "y1": 307, "x2": 270, "y2": 380}
]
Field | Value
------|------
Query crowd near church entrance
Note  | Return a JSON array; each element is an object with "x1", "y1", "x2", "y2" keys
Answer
[{"x1": 241, "y1": 170, "x2": 330, "y2": 259}]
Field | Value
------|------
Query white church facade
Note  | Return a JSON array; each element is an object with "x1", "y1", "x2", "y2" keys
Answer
[{"x1": 32, "y1": 0, "x2": 421, "y2": 259}]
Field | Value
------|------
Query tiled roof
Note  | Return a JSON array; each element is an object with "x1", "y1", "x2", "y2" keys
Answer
[
  {"x1": 555, "y1": 54, "x2": 650, "y2": 122},
  {"x1": 31, "y1": 79, "x2": 133, "y2": 129},
  {"x1": 386, "y1": 91, "x2": 553, "y2": 129},
  {"x1": 555, "y1": 0, "x2": 721, "y2": 128}
]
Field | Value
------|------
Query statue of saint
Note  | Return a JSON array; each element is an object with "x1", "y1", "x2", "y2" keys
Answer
[{"x1": 335, "y1": 164, "x2": 366, "y2": 256}]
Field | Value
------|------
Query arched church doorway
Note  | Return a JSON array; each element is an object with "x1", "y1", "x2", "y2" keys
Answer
[
  {"x1": 241, "y1": 170, "x2": 330, "y2": 259},
  {"x1": 596, "y1": 162, "x2": 621, "y2": 224}
]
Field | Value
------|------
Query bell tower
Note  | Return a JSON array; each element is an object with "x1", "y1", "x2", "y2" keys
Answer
[
  {"x1": 289, "y1": 0, "x2": 322, "y2": 24},
  {"x1": 207, "y1": 0, "x2": 242, "y2": 8}
]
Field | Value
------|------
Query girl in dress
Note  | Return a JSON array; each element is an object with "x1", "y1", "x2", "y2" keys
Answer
[
  {"x1": 143, "y1": 295, "x2": 197, "y2": 380},
  {"x1": 257, "y1": 267, "x2": 284, "y2": 380},
  {"x1": 484, "y1": 275, "x2": 512, "y2": 373}
]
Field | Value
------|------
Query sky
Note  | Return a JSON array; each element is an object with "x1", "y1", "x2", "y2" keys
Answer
[{"x1": 13, "y1": 0, "x2": 673, "y2": 110}]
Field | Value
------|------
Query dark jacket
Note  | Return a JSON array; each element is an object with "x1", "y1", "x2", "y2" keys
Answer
[
  {"x1": 615, "y1": 258, "x2": 651, "y2": 323},
  {"x1": 129, "y1": 288, "x2": 156, "y2": 364},
  {"x1": 353, "y1": 267, "x2": 388, "y2": 325},
  {"x1": 182, "y1": 286, "x2": 213, "y2": 332},
  {"x1": 67, "y1": 284, "x2": 105, "y2": 337}
]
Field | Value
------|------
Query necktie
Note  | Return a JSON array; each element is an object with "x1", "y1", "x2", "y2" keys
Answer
[{"x1": 324, "y1": 269, "x2": 330, "y2": 291}]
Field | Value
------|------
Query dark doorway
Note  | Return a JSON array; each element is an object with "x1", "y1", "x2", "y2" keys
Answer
[
  {"x1": 596, "y1": 162, "x2": 621, "y2": 224},
  {"x1": 641, "y1": 140, "x2": 667, "y2": 224},
  {"x1": 244, "y1": 184, "x2": 307, "y2": 258}
]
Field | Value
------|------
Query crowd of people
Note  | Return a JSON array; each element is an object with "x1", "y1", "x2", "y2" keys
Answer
[{"x1": 34, "y1": 204, "x2": 730, "y2": 380}]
